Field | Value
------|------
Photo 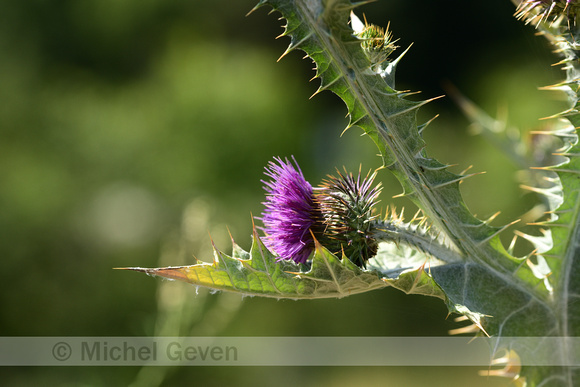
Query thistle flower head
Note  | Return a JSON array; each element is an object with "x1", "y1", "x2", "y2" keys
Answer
[
  {"x1": 515, "y1": 0, "x2": 580, "y2": 27},
  {"x1": 315, "y1": 168, "x2": 382, "y2": 268},
  {"x1": 259, "y1": 157, "x2": 382, "y2": 267},
  {"x1": 259, "y1": 157, "x2": 319, "y2": 264}
]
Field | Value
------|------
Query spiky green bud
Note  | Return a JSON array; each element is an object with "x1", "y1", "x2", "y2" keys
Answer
[
  {"x1": 351, "y1": 12, "x2": 398, "y2": 72},
  {"x1": 315, "y1": 168, "x2": 382, "y2": 268}
]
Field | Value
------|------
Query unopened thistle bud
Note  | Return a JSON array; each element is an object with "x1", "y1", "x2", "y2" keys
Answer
[
  {"x1": 315, "y1": 168, "x2": 382, "y2": 268},
  {"x1": 351, "y1": 12, "x2": 399, "y2": 71}
]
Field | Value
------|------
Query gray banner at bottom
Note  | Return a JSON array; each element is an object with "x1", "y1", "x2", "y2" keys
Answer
[{"x1": 0, "y1": 337, "x2": 578, "y2": 366}]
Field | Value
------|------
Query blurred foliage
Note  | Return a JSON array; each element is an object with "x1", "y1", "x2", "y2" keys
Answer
[{"x1": 0, "y1": 0, "x2": 566, "y2": 385}]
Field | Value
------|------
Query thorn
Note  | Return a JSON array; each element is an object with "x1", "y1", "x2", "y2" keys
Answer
[
  {"x1": 483, "y1": 211, "x2": 501, "y2": 225},
  {"x1": 540, "y1": 107, "x2": 578, "y2": 120},
  {"x1": 384, "y1": 95, "x2": 443, "y2": 118},
  {"x1": 533, "y1": 167, "x2": 579, "y2": 175},
  {"x1": 279, "y1": 33, "x2": 313, "y2": 62},
  {"x1": 340, "y1": 125, "x2": 352, "y2": 137},
  {"x1": 430, "y1": 171, "x2": 484, "y2": 190},
  {"x1": 395, "y1": 90, "x2": 421, "y2": 97},
  {"x1": 245, "y1": 1, "x2": 268, "y2": 17},
  {"x1": 538, "y1": 83, "x2": 569, "y2": 91},
  {"x1": 528, "y1": 127, "x2": 576, "y2": 136},
  {"x1": 397, "y1": 206, "x2": 405, "y2": 221},
  {"x1": 418, "y1": 114, "x2": 439, "y2": 135},
  {"x1": 417, "y1": 217, "x2": 428, "y2": 228},
  {"x1": 519, "y1": 184, "x2": 553, "y2": 196},
  {"x1": 275, "y1": 31, "x2": 287, "y2": 40},
  {"x1": 553, "y1": 151, "x2": 580, "y2": 157},
  {"x1": 250, "y1": 212, "x2": 256, "y2": 229},
  {"x1": 507, "y1": 234, "x2": 518, "y2": 254},
  {"x1": 311, "y1": 75, "x2": 342, "y2": 99},
  {"x1": 448, "y1": 323, "x2": 482, "y2": 336},
  {"x1": 207, "y1": 231, "x2": 223, "y2": 264},
  {"x1": 226, "y1": 225, "x2": 235, "y2": 245},
  {"x1": 277, "y1": 48, "x2": 292, "y2": 62},
  {"x1": 477, "y1": 219, "x2": 520, "y2": 246},
  {"x1": 426, "y1": 94, "x2": 446, "y2": 102},
  {"x1": 527, "y1": 221, "x2": 568, "y2": 227},
  {"x1": 349, "y1": 113, "x2": 368, "y2": 127},
  {"x1": 479, "y1": 349, "x2": 522, "y2": 382},
  {"x1": 458, "y1": 165, "x2": 474, "y2": 176},
  {"x1": 389, "y1": 43, "x2": 414, "y2": 67},
  {"x1": 410, "y1": 209, "x2": 422, "y2": 223},
  {"x1": 117, "y1": 266, "x2": 192, "y2": 282}
]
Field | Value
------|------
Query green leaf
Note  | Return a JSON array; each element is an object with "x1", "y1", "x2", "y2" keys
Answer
[
  {"x1": 124, "y1": 228, "x2": 388, "y2": 299},
  {"x1": 124, "y1": 226, "x2": 451, "y2": 301}
]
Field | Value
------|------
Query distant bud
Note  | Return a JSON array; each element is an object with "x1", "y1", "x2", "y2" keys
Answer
[
  {"x1": 515, "y1": 0, "x2": 580, "y2": 27},
  {"x1": 351, "y1": 12, "x2": 398, "y2": 71}
]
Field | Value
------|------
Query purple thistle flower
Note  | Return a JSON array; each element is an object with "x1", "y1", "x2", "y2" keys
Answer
[{"x1": 260, "y1": 157, "x2": 319, "y2": 264}]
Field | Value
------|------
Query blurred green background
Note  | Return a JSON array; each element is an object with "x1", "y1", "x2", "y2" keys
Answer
[{"x1": 0, "y1": 0, "x2": 566, "y2": 385}]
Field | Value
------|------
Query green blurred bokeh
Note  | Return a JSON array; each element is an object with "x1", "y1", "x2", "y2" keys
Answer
[{"x1": 1, "y1": 0, "x2": 566, "y2": 385}]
